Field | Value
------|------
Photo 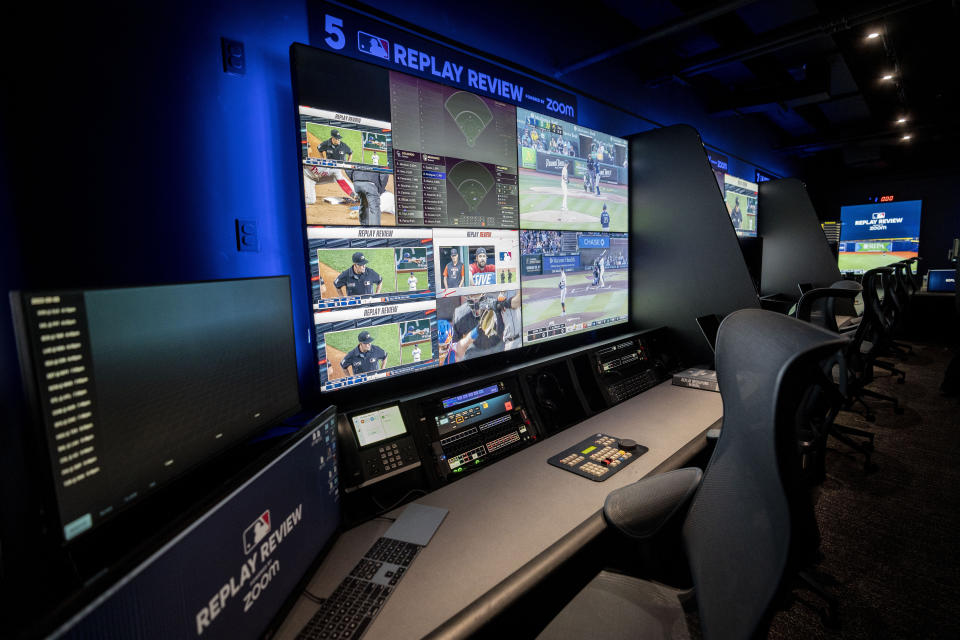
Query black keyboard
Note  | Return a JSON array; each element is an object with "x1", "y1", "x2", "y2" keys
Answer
[{"x1": 296, "y1": 538, "x2": 421, "y2": 640}]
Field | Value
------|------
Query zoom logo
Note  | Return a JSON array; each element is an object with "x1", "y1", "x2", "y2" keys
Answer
[{"x1": 546, "y1": 98, "x2": 575, "y2": 118}]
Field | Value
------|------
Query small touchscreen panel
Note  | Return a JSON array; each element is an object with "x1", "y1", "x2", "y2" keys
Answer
[{"x1": 351, "y1": 405, "x2": 407, "y2": 447}]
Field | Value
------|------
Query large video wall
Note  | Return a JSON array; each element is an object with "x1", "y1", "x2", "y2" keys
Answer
[{"x1": 293, "y1": 46, "x2": 629, "y2": 392}]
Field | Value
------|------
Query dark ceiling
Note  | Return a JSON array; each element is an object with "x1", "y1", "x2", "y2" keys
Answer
[
  {"x1": 366, "y1": 0, "x2": 960, "y2": 183},
  {"x1": 550, "y1": 0, "x2": 960, "y2": 181}
]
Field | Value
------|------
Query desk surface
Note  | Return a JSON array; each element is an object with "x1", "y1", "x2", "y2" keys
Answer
[{"x1": 274, "y1": 381, "x2": 723, "y2": 639}]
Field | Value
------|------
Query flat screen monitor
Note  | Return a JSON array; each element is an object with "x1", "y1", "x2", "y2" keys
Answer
[
  {"x1": 927, "y1": 269, "x2": 956, "y2": 292},
  {"x1": 837, "y1": 200, "x2": 922, "y2": 274},
  {"x1": 291, "y1": 44, "x2": 630, "y2": 389},
  {"x1": 11, "y1": 277, "x2": 300, "y2": 542},
  {"x1": 723, "y1": 174, "x2": 758, "y2": 237}
]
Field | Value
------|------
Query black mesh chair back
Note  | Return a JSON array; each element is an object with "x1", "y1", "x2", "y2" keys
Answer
[
  {"x1": 827, "y1": 278, "x2": 862, "y2": 324},
  {"x1": 681, "y1": 309, "x2": 847, "y2": 639}
]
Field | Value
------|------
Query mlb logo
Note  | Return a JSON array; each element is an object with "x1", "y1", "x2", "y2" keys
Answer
[
  {"x1": 872, "y1": 212, "x2": 886, "y2": 220},
  {"x1": 243, "y1": 510, "x2": 271, "y2": 554},
  {"x1": 358, "y1": 32, "x2": 389, "y2": 60},
  {"x1": 499, "y1": 251, "x2": 512, "y2": 262}
]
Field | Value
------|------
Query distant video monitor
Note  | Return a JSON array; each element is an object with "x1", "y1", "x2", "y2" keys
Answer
[
  {"x1": 927, "y1": 269, "x2": 956, "y2": 292},
  {"x1": 517, "y1": 108, "x2": 628, "y2": 232},
  {"x1": 837, "y1": 200, "x2": 922, "y2": 274},
  {"x1": 519, "y1": 230, "x2": 629, "y2": 344},
  {"x1": 723, "y1": 174, "x2": 758, "y2": 237}
]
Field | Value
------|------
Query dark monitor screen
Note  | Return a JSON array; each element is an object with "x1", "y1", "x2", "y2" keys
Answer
[{"x1": 12, "y1": 277, "x2": 300, "y2": 542}]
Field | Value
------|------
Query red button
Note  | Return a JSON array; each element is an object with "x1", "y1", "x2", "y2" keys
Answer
[{"x1": 504, "y1": 401, "x2": 513, "y2": 411}]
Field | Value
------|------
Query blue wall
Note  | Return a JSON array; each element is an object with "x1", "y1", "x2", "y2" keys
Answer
[{"x1": 0, "y1": 0, "x2": 314, "y2": 584}]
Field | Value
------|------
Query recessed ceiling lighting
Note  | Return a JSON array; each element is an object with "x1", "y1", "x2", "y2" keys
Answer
[
  {"x1": 901, "y1": 134, "x2": 912, "y2": 141},
  {"x1": 867, "y1": 32, "x2": 881, "y2": 39},
  {"x1": 882, "y1": 74, "x2": 895, "y2": 81},
  {"x1": 896, "y1": 118, "x2": 907, "y2": 124}
]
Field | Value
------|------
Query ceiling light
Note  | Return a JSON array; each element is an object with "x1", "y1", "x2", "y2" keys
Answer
[
  {"x1": 901, "y1": 134, "x2": 912, "y2": 141},
  {"x1": 896, "y1": 118, "x2": 907, "y2": 124},
  {"x1": 867, "y1": 32, "x2": 881, "y2": 39},
  {"x1": 882, "y1": 74, "x2": 894, "y2": 81}
]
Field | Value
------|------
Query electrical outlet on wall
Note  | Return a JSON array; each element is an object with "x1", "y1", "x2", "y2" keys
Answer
[
  {"x1": 221, "y1": 38, "x2": 245, "y2": 76},
  {"x1": 236, "y1": 219, "x2": 259, "y2": 252}
]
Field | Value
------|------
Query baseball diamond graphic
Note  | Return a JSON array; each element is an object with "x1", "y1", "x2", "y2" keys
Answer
[
  {"x1": 444, "y1": 91, "x2": 494, "y2": 147},
  {"x1": 447, "y1": 161, "x2": 495, "y2": 212}
]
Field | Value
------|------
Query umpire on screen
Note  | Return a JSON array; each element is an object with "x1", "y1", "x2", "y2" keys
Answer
[
  {"x1": 340, "y1": 330, "x2": 387, "y2": 376},
  {"x1": 350, "y1": 168, "x2": 391, "y2": 226}
]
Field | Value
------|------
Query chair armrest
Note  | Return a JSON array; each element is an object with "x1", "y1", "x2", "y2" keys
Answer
[{"x1": 603, "y1": 467, "x2": 702, "y2": 539}]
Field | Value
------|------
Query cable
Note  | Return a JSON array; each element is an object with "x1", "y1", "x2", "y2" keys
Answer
[{"x1": 370, "y1": 489, "x2": 427, "y2": 518}]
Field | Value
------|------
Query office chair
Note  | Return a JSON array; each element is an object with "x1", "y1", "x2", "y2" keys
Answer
[
  {"x1": 845, "y1": 268, "x2": 905, "y2": 419},
  {"x1": 537, "y1": 310, "x2": 847, "y2": 640},
  {"x1": 869, "y1": 265, "x2": 910, "y2": 379},
  {"x1": 792, "y1": 281, "x2": 885, "y2": 469}
]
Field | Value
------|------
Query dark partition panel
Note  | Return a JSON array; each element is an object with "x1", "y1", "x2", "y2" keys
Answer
[
  {"x1": 629, "y1": 125, "x2": 760, "y2": 366},
  {"x1": 758, "y1": 178, "x2": 840, "y2": 296}
]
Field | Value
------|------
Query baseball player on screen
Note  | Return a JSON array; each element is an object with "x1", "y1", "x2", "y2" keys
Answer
[
  {"x1": 407, "y1": 272, "x2": 419, "y2": 291},
  {"x1": 600, "y1": 203, "x2": 610, "y2": 231},
  {"x1": 598, "y1": 252, "x2": 606, "y2": 288},
  {"x1": 470, "y1": 248, "x2": 496, "y2": 285},
  {"x1": 730, "y1": 197, "x2": 743, "y2": 231},
  {"x1": 559, "y1": 268, "x2": 567, "y2": 315},
  {"x1": 442, "y1": 248, "x2": 465, "y2": 288},
  {"x1": 560, "y1": 161, "x2": 569, "y2": 211},
  {"x1": 451, "y1": 293, "x2": 520, "y2": 360},
  {"x1": 412, "y1": 344, "x2": 422, "y2": 362}
]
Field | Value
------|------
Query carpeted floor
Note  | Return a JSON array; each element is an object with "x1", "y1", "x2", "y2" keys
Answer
[{"x1": 768, "y1": 341, "x2": 960, "y2": 639}]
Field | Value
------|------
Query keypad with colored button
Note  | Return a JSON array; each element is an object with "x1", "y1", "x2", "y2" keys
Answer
[{"x1": 547, "y1": 433, "x2": 648, "y2": 482}]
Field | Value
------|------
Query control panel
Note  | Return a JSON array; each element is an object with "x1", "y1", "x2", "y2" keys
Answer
[
  {"x1": 412, "y1": 379, "x2": 537, "y2": 482},
  {"x1": 339, "y1": 404, "x2": 421, "y2": 490},
  {"x1": 590, "y1": 336, "x2": 666, "y2": 406},
  {"x1": 547, "y1": 433, "x2": 647, "y2": 481}
]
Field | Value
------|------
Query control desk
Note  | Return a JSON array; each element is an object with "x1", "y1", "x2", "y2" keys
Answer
[
  {"x1": 275, "y1": 328, "x2": 723, "y2": 639},
  {"x1": 276, "y1": 379, "x2": 722, "y2": 639}
]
